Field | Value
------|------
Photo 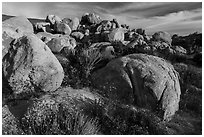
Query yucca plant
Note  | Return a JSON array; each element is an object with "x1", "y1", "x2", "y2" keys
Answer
[{"x1": 79, "y1": 48, "x2": 103, "y2": 78}]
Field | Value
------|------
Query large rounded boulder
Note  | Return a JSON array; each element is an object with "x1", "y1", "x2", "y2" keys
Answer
[
  {"x1": 3, "y1": 34, "x2": 64, "y2": 98},
  {"x1": 92, "y1": 54, "x2": 181, "y2": 121}
]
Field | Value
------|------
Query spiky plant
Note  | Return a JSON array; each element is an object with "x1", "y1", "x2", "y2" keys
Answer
[{"x1": 79, "y1": 48, "x2": 103, "y2": 78}]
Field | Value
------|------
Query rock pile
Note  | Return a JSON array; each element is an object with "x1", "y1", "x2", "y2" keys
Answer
[{"x1": 4, "y1": 12, "x2": 197, "y2": 134}]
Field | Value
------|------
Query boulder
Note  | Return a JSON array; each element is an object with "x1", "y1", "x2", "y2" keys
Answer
[
  {"x1": 36, "y1": 32, "x2": 60, "y2": 43},
  {"x1": 96, "y1": 20, "x2": 112, "y2": 32},
  {"x1": 3, "y1": 16, "x2": 33, "y2": 34},
  {"x1": 136, "y1": 28, "x2": 145, "y2": 35},
  {"x1": 45, "y1": 15, "x2": 61, "y2": 28},
  {"x1": 47, "y1": 35, "x2": 76, "y2": 53},
  {"x1": 108, "y1": 28, "x2": 124, "y2": 42},
  {"x1": 62, "y1": 17, "x2": 79, "y2": 31},
  {"x1": 126, "y1": 39, "x2": 150, "y2": 54},
  {"x1": 111, "y1": 18, "x2": 120, "y2": 29},
  {"x1": 174, "y1": 46, "x2": 187, "y2": 54},
  {"x1": 152, "y1": 31, "x2": 172, "y2": 44},
  {"x1": 92, "y1": 54, "x2": 181, "y2": 121},
  {"x1": 72, "y1": 17, "x2": 80, "y2": 30},
  {"x1": 81, "y1": 13, "x2": 102, "y2": 25},
  {"x1": 3, "y1": 34, "x2": 64, "y2": 98},
  {"x1": 54, "y1": 22, "x2": 72, "y2": 35},
  {"x1": 70, "y1": 31, "x2": 84, "y2": 40},
  {"x1": 33, "y1": 22, "x2": 51, "y2": 33}
]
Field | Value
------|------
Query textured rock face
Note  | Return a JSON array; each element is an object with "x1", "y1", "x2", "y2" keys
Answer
[
  {"x1": 3, "y1": 16, "x2": 34, "y2": 34},
  {"x1": 108, "y1": 28, "x2": 124, "y2": 42},
  {"x1": 2, "y1": 26, "x2": 24, "y2": 58},
  {"x1": 2, "y1": 16, "x2": 34, "y2": 58},
  {"x1": 54, "y1": 22, "x2": 72, "y2": 35},
  {"x1": 152, "y1": 31, "x2": 172, "y2": 44},
  {"x1": 92, "y1": 54, "x2": 181, "y2": 121},
  {"x1": 3, "y1": 34, "x2": 64, "y2": 98},
  {"x1": 47, "y1": 35, "x2": 76, "y2": 53}
]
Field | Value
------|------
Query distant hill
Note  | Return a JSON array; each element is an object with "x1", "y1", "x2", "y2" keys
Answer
[{"x1": 2, "y1": 14, "x2": 45, "y2": 24}]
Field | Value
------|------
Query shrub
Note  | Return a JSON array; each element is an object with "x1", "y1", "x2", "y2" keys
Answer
[{"x1": 20, "y1": 94, "x2": 102, "y2": 135}]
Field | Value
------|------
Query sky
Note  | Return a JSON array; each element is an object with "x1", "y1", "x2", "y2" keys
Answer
[{"x1": 2, "y1": 2, "x2": 202, "y2": 35}]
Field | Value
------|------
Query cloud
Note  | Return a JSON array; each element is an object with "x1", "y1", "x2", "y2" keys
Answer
[
  {"x1": 2, "y1": 2, "x2": 202, "y2": 35},
  {"x1": 119, "y1": 2, "x2": 202, "y2": 18}
]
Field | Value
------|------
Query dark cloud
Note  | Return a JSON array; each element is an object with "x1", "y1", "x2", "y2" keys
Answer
[{"x1": 121, "y1": 2, "x2": 202, "y2": 17}]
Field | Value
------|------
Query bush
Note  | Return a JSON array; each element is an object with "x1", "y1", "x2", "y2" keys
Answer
[{"x1": 20, "y1": 91, "x2": 102, "y2": 135}]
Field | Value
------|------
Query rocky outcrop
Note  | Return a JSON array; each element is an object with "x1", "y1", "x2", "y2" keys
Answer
[
  {"x1": 92, "y1": 54, "x2": 181, "y2": 121},
  {"x1": 81, "y1": 13, "x2": 102, "y2": 25},
  {"x1": 3, "y1": 34, "x2": 64, "y2": 98},
  {"x1": 96, "y1": 20, "x2": 112, "y2": 32},
  {"x1": 152, "y1": 31, "x2": 172, "y2": 44}
]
